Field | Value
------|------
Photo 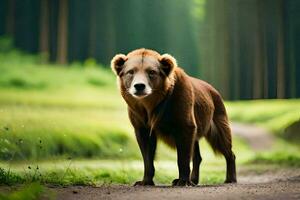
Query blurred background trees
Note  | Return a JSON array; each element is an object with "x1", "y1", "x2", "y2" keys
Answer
[
  {"x1": 203, "y1": 0, "x2": 300, "y2": 99},
  {"x1": 0, "y1": 0, "x2": 299, "y2": 100}
]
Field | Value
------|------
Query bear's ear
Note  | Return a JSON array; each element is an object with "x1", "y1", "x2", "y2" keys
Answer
[
  {"x1": 159, "y1": 54, "x2": 177, "y2": 76},
  {"x1": 111, "y1": 54, "x2": 128, "y2": 76}
]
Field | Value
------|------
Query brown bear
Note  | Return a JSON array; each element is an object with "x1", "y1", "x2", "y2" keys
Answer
[{"x1": 111, "y1": 48, "x2": 237, "y2": 186}]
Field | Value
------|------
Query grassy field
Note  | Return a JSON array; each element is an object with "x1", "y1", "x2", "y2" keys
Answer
[
  {"x1": 0, "y1": 49, "x2": 299, "y2": 189},
  {"x1": 227, "y1": 100, "x2": 300, "y2": 134}
]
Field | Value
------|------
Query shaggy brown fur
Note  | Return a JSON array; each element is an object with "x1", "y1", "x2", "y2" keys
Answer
[{"x1": 111, "y1": 48, "x2": 237, "y2": 186}]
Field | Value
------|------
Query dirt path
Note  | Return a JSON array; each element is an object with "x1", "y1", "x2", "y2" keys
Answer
[
  {"x1": 231, "y1": 122, "x2": 275, "y2": 151},
  {"x1": 53, "y1": 170, "x2": 300, "y2": 200},
  {"x1": 51, "y1": 123, "x2": 300, "y2": 200}
]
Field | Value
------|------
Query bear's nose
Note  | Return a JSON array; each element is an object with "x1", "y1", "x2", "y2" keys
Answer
[{"x1": 134, "y1": 83, "x2": 146, "y2": 91}]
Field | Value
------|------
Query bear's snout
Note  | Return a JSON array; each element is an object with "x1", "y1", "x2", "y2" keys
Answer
[{"x1": 134, "y1": 83, "x2": 146, "y2": 92}]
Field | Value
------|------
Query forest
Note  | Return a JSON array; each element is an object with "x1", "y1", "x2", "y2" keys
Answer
[
  {"x1": 0, "y1": 1, "x2": 300, "y2": 199},
  {"x1": 1, "y1": 0, "x2": 299, "y2": 99}
]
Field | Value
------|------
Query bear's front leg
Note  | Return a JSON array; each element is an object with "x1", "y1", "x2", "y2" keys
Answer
[
  {"x1": 133, "y1": 127, "x2": 157, "y2": 186},
  {"x1": 172, "y1": 127, "x2": 196, "y2": 187}
]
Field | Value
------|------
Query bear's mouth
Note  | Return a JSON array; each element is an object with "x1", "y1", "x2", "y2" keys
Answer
[
  {"x1": 133, "y1": 91, "x2": 148, "y2": 98},
  {"x1": 128, "y1": 87, "x2": 152, "y2": 99}
]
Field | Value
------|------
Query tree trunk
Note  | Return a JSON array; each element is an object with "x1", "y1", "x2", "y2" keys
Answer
[
  {"x1": 253, "y1": 0, "x2": 265, "y2": 99},
  {"x1": 57, "y1": 0, "x2": 68, "y2": 64},
  {"x1": 39, "y1": 0, "x2": 50, "y2": 63},
  {"x1": 276, "y1": 0, "x2": 285, "y2": 98},
  {"x1": 88, "y1": 0, "x2": 97, "y2": 58}
]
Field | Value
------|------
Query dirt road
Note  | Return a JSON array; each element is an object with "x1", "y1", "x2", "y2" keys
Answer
[
  {"x1": 231, "y1": 122, "x2": 275, "y2": 151},
  {"x1": 52, "y1": 123, "x2": 300, "y2": 200},
  {"x1": 54, "y1": 170, "x2": 300, "y2": 200}
]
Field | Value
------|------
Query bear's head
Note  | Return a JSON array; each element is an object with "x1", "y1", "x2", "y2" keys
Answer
[{"x1": 111, "y1": 48, "x2": 177, "y2": 99}]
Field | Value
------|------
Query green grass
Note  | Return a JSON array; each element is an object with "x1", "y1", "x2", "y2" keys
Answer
[
  {"x1": 226, "y1": 100, "x2": 300, "y2": 134},
  {"x1": 0, "y1": 137, "x2": 251, "y2": 186},
  {"x1": 0, "y1": 49, "x2": 115, "y2": 90},
  {"x1": 247, "y1": 138, "x2": 300, "y2": 167},
  {"x1": 0, "y1": 99, "x2": 139, "y2": 160},
  {"x1": 1, "y1": 144, "x2": 297, "y2": 187},
  {"x1": 0, "y1": 158, "x2": 234, "y2": 186},
  {"x1": 250, "y1": 152, "x2": 300, "y2": 167},
  {"x1": 0, "y1": 50, "x2": 137, "y2": 160},
  {"x1": 0, "y1": 183, "x2": 52, "y2": 200}
]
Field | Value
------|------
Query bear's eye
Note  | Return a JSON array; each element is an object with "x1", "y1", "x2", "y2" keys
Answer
[
  {"x1": 148, "y1": 70, "x2": 156, "y2": 78},
  {"x1": 126, "y1": 70, "x2": 134, "y2": 75}
]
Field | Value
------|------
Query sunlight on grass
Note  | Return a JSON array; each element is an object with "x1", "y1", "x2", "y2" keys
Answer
[
  {"x1": 226, "y1": 99, "x2": 300, "y2": 133},
  {"x1": 248, "y1": 138, "x2": 300, "y2": 167},
  {"x1": 0, "y1": 136, "x2": 258, "y2": 186},
  {"x1": 0, "y1": 159, "x2": 227, "y2": 186}
]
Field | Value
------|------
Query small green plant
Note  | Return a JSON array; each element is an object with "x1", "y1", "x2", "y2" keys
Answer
[
  {"x1": 0, "y1": 168, "x2": 24, "y2": 185},
  {"x1": 24, "y1": 165, "x2": 43, "y2": 183}
]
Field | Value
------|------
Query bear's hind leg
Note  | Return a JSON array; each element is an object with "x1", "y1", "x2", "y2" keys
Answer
[{"x1": 206, "y1": 116, "x2": 237, "y2": 183}]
